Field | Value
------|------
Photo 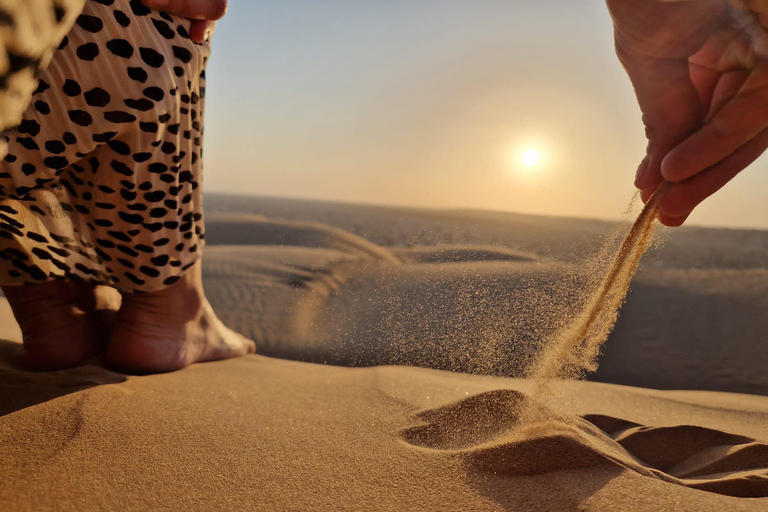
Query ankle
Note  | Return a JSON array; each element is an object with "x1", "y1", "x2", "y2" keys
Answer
[{"x1": 120, "y1": 264, "x2": 206, "y2": 324}]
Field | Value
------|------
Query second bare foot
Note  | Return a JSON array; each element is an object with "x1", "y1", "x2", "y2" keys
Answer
[{"x1": 104, "y1": 262, "x2": 255, "y2": 374}]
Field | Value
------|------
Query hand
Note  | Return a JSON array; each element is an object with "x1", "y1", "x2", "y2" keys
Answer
[
  {"x1": 140, "y1": 0, "x2": 227, "y2": 43},
  {"x1": 608, "y1": 0, "x2": 768, "y2": 226}
]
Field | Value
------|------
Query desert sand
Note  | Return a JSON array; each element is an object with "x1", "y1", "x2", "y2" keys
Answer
[{"x1": 1, "y1": 195, "x2": 767, "y2": 511}]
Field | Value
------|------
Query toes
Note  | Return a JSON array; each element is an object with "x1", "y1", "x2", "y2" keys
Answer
[{"x1": 206, "y1": 330, "x2": 256, "y2": 362}]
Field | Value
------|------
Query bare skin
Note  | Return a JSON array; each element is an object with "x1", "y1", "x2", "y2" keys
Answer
[
  {"x1": 0, "y1": 0, "x2": 252, "y2": 373},
  {"x1": 105, "y1": 262, "x2": 256, "y2": 374},
  {"x1": 1, "y1": 262, "x2": 255, "y2": 373},
  {"x1": 140, "y1": 0, "x2": 227, "y2": 43},
  {"x1": 608, "y1": 0, "x2": 768, "y2": 226},
  {"x1": 2, "y1": 282, "x2": 120, "y2": 370}
]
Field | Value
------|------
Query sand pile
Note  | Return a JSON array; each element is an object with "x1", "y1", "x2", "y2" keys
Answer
[{"x1": 401, "y1": 388, "x2": 768, "y2": 499}]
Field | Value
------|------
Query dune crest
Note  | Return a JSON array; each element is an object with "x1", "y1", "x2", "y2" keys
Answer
[
  {"x1": 587, "y1": 414, "x2": 768, "y2": 498},
  {"x1": 401, "y1": 390, "x2": 768, "y2": 499},
  {"x1": 194, "y1": 204, "x2": 768, "y2": 395},
  {"x1": 204, "y1": 213, "x2": 400, "y2": 263},
  {"x1": 393, "y1": 245, "x2": 539, "y2": 264}
]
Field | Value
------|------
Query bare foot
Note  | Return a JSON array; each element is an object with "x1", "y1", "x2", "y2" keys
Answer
[
  {"x1": 105, "y1": 262, "x2": 255, "y2": 374},
  {"x1": 2, "y1": 282, "x2": 121, "y2": 371}
]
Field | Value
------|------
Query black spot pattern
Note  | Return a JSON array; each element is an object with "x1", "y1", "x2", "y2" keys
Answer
[
  {"x1": 84, "y1": 87, "x2": 111, "y2": 107},
  {"x1": 139, "y1": 47, "x2": 164, "y2": 68},
  {"x1": 63, "y1": 79, "x2": 82, "y2": 96},
  {"x1": 76, "y1": 42, "x2": 99, "y2": 61},
  {"x1": 0, "y1": 0, "x2": 209, "y2": 292},
  {"x1": 0, "y1": 0, "x2": 82, "y2": 159},
  {"x1": 107, "y1": 38, "x2": 133, "y2": 58}
]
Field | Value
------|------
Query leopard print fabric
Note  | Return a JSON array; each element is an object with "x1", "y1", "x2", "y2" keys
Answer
[
  {"x1": 0, "y1": 0, "x2": 84, "y2": 143},
  {"x1": 0, "y1": 0, "x2": 210, "y2": 292}
]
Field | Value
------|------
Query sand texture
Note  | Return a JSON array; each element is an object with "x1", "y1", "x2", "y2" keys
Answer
[
  {"x1": 2, "y1": 355, "x2": 767, "y2": 511},
  {"x1": 2, "y1": 195, "x2": 767, "y2": 511},
  {"x1": 202, "y1": 198, "x2": 768, "y2": 395}
]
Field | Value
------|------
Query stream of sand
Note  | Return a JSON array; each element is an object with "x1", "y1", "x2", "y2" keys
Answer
[{"x1": 530, "y1": 185, "x2": 667, "y2": 392}]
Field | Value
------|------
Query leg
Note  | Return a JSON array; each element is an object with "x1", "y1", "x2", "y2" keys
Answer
[
  {"x1": 105, "y1": 261, "x2": 255, "y2": 374},
  {"x1": 0, "y1": 2, "x2": 254, "y2": 373},
  {"x1": 2, "y1": 281, "x2": 120, "y2": 370}
]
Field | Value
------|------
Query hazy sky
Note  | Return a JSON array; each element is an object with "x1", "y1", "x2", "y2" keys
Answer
[{"x1": 203, "y1": 0, "x2": 768, "y2": 229}]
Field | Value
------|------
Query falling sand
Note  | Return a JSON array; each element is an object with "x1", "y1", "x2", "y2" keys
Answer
[{"x1": 530, "y1": 185, "x2": 668, "y2": 393}]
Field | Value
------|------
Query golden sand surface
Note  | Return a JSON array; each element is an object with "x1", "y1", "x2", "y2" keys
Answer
[
  {"x1": 2, "y1": 204, "x2": 767, "y2": 510},
  {"x1": 1, "y1": 352, "x2": 767, "y2": 511}
]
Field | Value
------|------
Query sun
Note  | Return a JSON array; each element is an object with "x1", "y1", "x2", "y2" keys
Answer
[{"x1": 520, "y1": 148, "x2": 541, "y2": 167}]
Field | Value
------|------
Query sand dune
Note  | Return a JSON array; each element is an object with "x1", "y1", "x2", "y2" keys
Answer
[
  {"x1": 1, "y1": 353, "x2": 766, "y2": 511},
  {"x1": 205, "y1": 194, "x2": 768, "y2": 269},
  {"x1": 392, "y1": 245, "x2": 539, "y2": 264},
  {"x1": 200, "y1": 211, "x2": 768, "y2": 395},
  {"x1": 2, "y1": 198, "x2": 767, "y2": 510},
  {"x1": 204, "y1": 213, "x2": 399, "y2": 263}
]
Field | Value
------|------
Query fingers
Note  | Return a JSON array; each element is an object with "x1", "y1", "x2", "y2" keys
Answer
[
  {"x1": 189, "y1": 20, "x2": 217, "y2": 43},
  {"x1": 689, "y1": 60, "x2": 722, "y2": 110},
  {"x1": 622, "y1": 55, "x2": 705, "y2": 191},
  {"x1": 140, "y1": 0, "x2": 228, "y2": 21},
  {"x1": 661, "y1": 66, "x2": 768, "y2": 182},
  {"x1": 635, "y1": 156, "x2": 659, "y2": 191},
  {"x1": 688, "y1": 26, "x2": 754, "y2": 119},
  {"x1": 658, "y1": 212, "x2": 691, "y2": 227},
  {"x1": 704, "y1": 68, "x2": 750, "y2": 122},
  {"x1": 656, "y1": 125, "x2": 768, "y2": 226},
  {"x1": 640, "y1": 187, "x2": 657, "y2": 204}
]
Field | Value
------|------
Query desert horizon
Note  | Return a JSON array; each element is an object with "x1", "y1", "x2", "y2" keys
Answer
[{"x1": 207, "y1": 191, "x2": 768, "y2": 232}]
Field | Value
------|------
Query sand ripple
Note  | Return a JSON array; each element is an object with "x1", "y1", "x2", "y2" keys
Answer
[{"x1": 401, "y1": 390, "x2": 768, "y2": 499}]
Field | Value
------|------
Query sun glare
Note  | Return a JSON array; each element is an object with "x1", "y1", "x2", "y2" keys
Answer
[{"x1": 521, "y1": 149, "x2": 541, "y2": 167}]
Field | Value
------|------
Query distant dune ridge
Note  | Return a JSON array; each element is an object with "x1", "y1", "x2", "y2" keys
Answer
[
  {"x1": 1, "y1": 194, "x2": 767, "y2": 510},
  {"x1": 205, "y1": 194, "x2": 768, "y2": 269},
  {"x1": 203, "y1": 194, "x2": 768, "y2": 396}
]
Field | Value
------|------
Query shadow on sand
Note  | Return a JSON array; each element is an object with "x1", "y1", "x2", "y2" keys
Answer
[{"x1": 0, "y1": 339, "x2": 126, "y2": 417}]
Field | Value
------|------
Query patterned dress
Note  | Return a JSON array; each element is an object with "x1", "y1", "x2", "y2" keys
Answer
[
  {"x1": 0, "y1": 0, "x2": 210, "y2": 292},
  {"x1": 0, "y1": 0, "x2": 84, "y2": 146}
]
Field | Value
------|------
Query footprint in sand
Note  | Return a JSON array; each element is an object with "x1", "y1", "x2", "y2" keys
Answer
[{"x1": 400, "y1": 390, "x2": 768, "y2": 499}]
